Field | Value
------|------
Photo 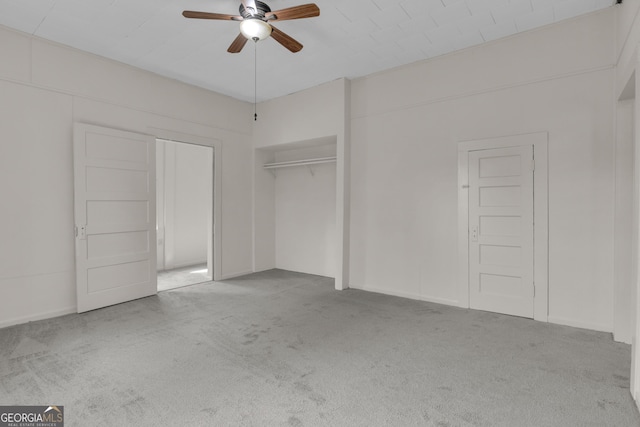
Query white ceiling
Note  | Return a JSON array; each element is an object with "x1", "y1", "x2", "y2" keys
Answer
[{"x1": 0, "y1": 0, "x2": 615, "y2": 102}]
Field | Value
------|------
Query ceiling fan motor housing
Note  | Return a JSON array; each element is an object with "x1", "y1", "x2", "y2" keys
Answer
[{"x1": 240, "y1": 1, "x2": 272, "y2": 19}]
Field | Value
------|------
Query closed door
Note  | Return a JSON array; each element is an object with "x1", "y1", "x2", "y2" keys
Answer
[
  {"x1": 74, "y1": 123, "x2": 157, "y2": 313},
  {"x1": 468, "y1": 145, "x2": 534, "y2": 318}
]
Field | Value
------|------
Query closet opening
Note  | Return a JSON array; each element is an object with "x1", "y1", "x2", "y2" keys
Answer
[{"x1": 257, "y1": 137, "x2": 338, "y2": 279}]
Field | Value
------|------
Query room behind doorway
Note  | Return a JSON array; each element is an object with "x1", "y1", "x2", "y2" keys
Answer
[{"x1": 156, "y1": 139, "x2": 213, "y2": 291}]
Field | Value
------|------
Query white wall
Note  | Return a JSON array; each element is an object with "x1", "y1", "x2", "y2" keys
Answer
[
  {"x1": 616, "y1": 0, "x2": 640, "y2": 97},
  {"x1": 254, "y1": 147, "x2": 277, "y2": 272},
  {"x1": 157, "y1": 140, "x2": 212, "y2": 270},
  {"x1": 349, "y1": 9, "x2": 617, "y2": 331},
  {"x1": 253, "y1": 79, "x2": 350, "y2": 288},
  {"x1": 0, "y1": 26, "x2": 254, "y2": 328},
  {"x1": 253, "y1": 80, "x2": 347, "y2": 150},
  {"x1": 273, "y1": 144, "x2": 337, "y2": 278},
  {"x1": 615, "y1": 100, "x2": 635, "y2": 344},
  {"x1": 614, "y1": 0, "x2": 640, "y2": 408}
]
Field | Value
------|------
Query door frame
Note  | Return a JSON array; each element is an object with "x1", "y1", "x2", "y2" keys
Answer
[
  {"x1": 150, "y1": 128, "x2": 222, "y2": 282},
  {"x1": 457, "y1": 132, "x2": 549, "y2": 322}
]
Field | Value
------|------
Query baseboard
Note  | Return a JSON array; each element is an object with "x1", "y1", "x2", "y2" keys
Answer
[
  {"x1": 547, "y1": 315, "x2": 612, "y2": 334},
  {"x1": 613, "y1": 330, "x2": 633, "y2": 345},
  {"x1": 164, "y1": 260, "x2": 208, "y2": 270},
  {"x1": 275, "y1": 267, "x2": 334, "y2": 279},
  {"x1": 0, "y1": 306, "x2": 76, "y2": 330},
  {"x1": 252, "y1": 266, "x2": 275, "y2": 274},
  {"x1": 218, "y1": 270, "x2": 254, "y2": 280},
  {"x1": 349, "y1": 284, "x2": 459, "y2": 307}
]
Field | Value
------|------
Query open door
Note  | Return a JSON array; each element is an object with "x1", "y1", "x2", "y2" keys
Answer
[{"x1": 74, "y1": 123, "x2": 157, "y2": 313}]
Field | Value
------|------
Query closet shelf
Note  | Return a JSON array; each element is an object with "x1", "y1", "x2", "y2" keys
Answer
[{"x1": 263, "y1": 156, "x2": 336, "y2": 170}]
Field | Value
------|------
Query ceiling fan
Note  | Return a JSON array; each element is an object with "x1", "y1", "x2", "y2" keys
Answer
[{"x1": 182, "y1": 1, "x2": 320, "y2": 53}]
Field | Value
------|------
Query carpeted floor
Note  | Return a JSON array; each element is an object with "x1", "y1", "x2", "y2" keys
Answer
[{"x1": 0, "y1": 269, "x2": 639, "y2": 426}]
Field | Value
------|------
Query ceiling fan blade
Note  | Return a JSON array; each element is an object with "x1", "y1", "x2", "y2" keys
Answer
[
  {"x1": 270, "y1": 26, "x2": 303, "y2": 53},
  {"x1": 265, "y1": 3, "x2": 319, "y2": 21},
  {"x1": 182, "y1": 10, "x2": 243, "y2": 21},
  {"x1": 228, "y1": 33, "x2": 248, "y2": 53}
]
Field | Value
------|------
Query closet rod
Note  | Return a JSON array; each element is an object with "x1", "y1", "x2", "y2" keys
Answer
[{"x1": 263, "y1": 156, "x2": 336, "y2": 170}]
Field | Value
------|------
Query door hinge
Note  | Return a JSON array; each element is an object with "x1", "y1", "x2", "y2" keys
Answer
[
  {"x1": 76, "y1": 225, "x2": 87, "y2": 240},
  {"x1": 470, "y1": 225, "x2": 478, "y2": 242}
]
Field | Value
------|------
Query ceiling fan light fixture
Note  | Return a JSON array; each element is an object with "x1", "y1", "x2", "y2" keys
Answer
[{"x1": 240, "y1": 18, "x2": 272, "y2": 41}]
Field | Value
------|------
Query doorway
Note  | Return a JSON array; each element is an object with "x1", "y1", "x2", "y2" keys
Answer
[
  {"x1": 458, "y1": 132, "x2": 548, "y2": 321},
  {"x1": 156, "y1": 139, "x2": 214, "y2": 291}
]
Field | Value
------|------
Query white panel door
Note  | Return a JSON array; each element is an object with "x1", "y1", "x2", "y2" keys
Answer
[
  {"x1": 469, "y1": 145, "x2": 534, "y2": 318},
  {"x1": 74, "y1": 123, "x2": 157, "y2": 313}
]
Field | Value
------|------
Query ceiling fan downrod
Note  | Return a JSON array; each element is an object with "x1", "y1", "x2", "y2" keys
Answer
[{"x1": 240, "y1": 0, "x2": 271, "y2": 19}]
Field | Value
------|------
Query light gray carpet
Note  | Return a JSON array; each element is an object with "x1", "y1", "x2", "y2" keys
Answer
[
  {"x1": 0, "y1": 269, "x2": 639, "y2": 426},
  {"x1": 157, "y1": 263, "x2": 210, "y2": 292}
]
